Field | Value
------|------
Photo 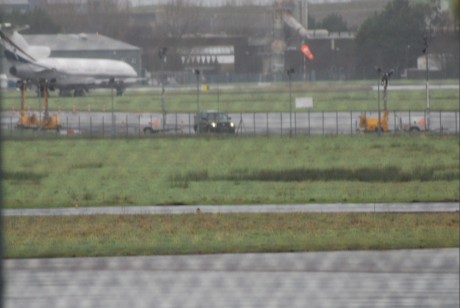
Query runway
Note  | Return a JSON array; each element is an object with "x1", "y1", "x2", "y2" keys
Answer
[
  {"x1": 3, "y1": 202, "x2": 459, "y2": 217},
  {"x1": 4, "y1": 249, "x2": 459, "y2": 308}
]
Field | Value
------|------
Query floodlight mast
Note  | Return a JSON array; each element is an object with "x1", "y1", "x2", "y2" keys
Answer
[
  {"x1": 286, "y1": 68, "x2": 294, "y2": 136},
  {"x1": 110, "y1": 77, "x2": 115, "y2": 135},
  {"x1": 159, "y1": 47, "x2": 167, "y2": 131},
  {"x1": 194, "y1": 69, "x2": 201, "y2": 133},
  {"x1": 375, "y1": 67, "x2": 382, "y2": 136},
  {"x1": 423, "y1": 35, "x2": 430, "y2": 130}
]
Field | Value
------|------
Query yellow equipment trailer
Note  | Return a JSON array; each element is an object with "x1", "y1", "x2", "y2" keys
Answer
[
  {"x1": 16, "y1": 80, "x2": 61, "y2": 131},
  {"x1": 358, "y1": 111, "x2": 389, "y2": 132},
  {"x1": 358, "y1": 69, "x2": 393, "y2": 133}
]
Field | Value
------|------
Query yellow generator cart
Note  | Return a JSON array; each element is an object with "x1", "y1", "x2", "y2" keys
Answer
[
  {"x1": 16, "y1": 80, "x2": 61, "y2": 131},
  {"x1": 358, "y1": 111, "x2": 389, "y2": 132}
]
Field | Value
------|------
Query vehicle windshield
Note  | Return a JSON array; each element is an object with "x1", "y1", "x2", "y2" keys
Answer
[{"x1": 216, "y1": 113, "x2": 229, "y2": 122}]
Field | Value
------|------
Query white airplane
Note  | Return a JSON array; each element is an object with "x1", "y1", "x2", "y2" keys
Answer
[{"x1": 0, "y1": 23, "x2": 139, "y2": 96}]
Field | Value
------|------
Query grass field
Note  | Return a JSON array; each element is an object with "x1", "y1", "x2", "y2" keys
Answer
[
  {"x1": 4, "y1": 212, "x2": 459, "y2": 258},
  {"x1": 2, "y1": 80, "x2": 459, "y2": 258},
  {"x1": 1, "y1": 80, "x2": 459, "y2": 113},
  {"x1": 2, "y1": 135, "x2": 458, "y2": 208}
]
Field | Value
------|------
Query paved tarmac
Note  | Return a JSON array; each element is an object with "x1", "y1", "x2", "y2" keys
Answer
[
  {"x1": 3, "y1": 202, "x2": 459, "y2": 216},
  {"x1": 2, "y1": 110, "x2": 458, "y2": 136},
  {"x1": 4, "y1": 249, "x2": 459, "y2": 308}
]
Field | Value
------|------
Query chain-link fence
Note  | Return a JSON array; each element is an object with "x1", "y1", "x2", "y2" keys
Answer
[{"x1": 1, "y1": 110, "x2": 458, "y2": 139}]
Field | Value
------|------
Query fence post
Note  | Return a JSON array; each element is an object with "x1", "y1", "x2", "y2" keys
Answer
[
  {"x1": 138, "y1": 115, "x2": 141, "y2": 137},
  {"x1": 308, "y1": 111, "x2": 310, "y2": 136},
  {"x1": 455, "y1": 111, "x2": 458, "y2": 134},
  {"x1": 266, "y1": 112, "x2": 269, "y2": 137},
  {"x1": 253, "y1": 112, "x2": 256, "y2": 136},
  {"x1": 102, "y1": 116, "x2": 105, "y2": 137},
  {"x1": 439, "y1": 110, "x2": 442, "y2": 134},
  {"x1": 393, "y1": 111, "x2": 396, "y2": 132},
  {"x1": 175, "y1": 112, "x2": 178, "y2": 136},
  {"x1": 90, "y1": 116, "x2": 92, "y2": 137},
  {"x1": 322, "y1": 111, "x2": 325, "y2": 135},
  {"x1": 336, "y1": 111, "x2": 338, "y2": 136},
  {"x1": 408, "y1": 110, "x2": 411, "y2": 128},
  {"x1": 294, "y1": 111, "x2": 297, "y2": 136},
  {"x1": 280, "y1": 112, "x2": 283, "y2": 136},
  {"x1": 349, "y1": 111, "x2": 351, "y2": 136}
]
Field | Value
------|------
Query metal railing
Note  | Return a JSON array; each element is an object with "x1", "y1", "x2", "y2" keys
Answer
[{"x1": 1, "y1": 110, "x2": 458, "y2": 139}]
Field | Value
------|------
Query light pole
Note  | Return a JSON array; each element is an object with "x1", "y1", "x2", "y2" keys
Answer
[
  {"x1": 159, "y1": 47, "x2": 167, "y2": 131},
  {"x1": 194, "y1": 69, "x2": 201, "y2": 112},
  {"x1": 194, "y1": 69, "x2": 201, "y2": 133},
  {"x1": 286, "y1": 68, "x2": 294, "y2": 136},
  {"x1": 405, "y1": 45, "x2": 410, "y2": 77},
  {"x1": 109, "y1": 77, "x2": 115, "y2": 135},
  {"x1": 423, "y1": 35, "x2": 430, "y2": 130},
  {"x1": 375, "y1": 67, "x2": 382, "y2": 136}
]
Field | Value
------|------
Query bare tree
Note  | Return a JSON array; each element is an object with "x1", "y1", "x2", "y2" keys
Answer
[
  {"x1": 154, "y1": 0, "x2": 203, "y2": 38},
  {"x1": 42, "y1": 0, "x2": 131, "y2": 38}
]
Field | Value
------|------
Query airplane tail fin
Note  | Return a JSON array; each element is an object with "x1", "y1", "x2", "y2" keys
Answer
[{"x1": 0, "y1": 23, "x2": 50, "y2": 64}]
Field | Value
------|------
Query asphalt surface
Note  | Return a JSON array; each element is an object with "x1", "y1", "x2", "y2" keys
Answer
[
  {"x1": 4, "y1": 249, "x2": 459, "y2": 308},
  {"x1": 3, "y1": 202, "x2": 459, "y2": 216},
  {"x1": 2, "y1": 110, "x2": 459, "y2": 136},
  {"x1": 3, "y1": 204, "x2": 459, "y2": 307}
]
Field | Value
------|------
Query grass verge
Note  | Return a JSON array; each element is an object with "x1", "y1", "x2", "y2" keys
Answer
[
  {"x1": 4, "y1": 213, "x2": 459, "y2": 258},
  {"x1": 2, "y1": 80, "x2": 459, "y2": 112},
  {"x1": 2, "y1": 135, "x2": 458, "y2": 208}
]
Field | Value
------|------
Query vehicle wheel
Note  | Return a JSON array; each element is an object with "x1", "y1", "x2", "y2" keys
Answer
[
  {"x1": 143, "y1": 127, "x2": 154, "y2": 134},
  {"x1": 410, "y1": 127, "x2": 420, "y2": 132}
]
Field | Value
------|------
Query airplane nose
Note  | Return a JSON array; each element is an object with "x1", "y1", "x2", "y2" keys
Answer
[{"x1": 9, "y1": 66, "x2": 18, "y2": 76}]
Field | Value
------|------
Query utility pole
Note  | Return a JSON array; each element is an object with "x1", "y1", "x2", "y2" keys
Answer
[
  {"x1": 159, "y1": 47, "x2": 168, "y2": 131},
  {"x1": 375, "y1": 67, "x2": 382, "y2": 136},
  {"x1": 194, "y1": 69, "x2": 201, "y2": 133},
  {"x1": 286, "y1": 68, "x2": 294, "y2": 136},
  {"x1": 110, "y1": 77, "x2": 115, "y2": 135},
  {"x1": 423, "y1": 35, "x2": 430, "y2": 130}
]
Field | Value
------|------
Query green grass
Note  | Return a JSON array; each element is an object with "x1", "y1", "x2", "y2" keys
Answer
[
  {"x1": 1, "y1": 80, "x2": 459, "y2": 112},
  {"x1": 2, "y1": 135, "x2": 458, "y2": 208},
  {"x1": 4, "y1": 212, "x2": 459, "y2": 258}
]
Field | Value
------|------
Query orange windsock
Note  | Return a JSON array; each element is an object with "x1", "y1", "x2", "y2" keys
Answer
[{"x1": 301, "y1": 43, "x2": 314, "y2": 61}]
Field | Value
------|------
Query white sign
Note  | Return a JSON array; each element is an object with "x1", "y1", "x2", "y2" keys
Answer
[{"x1": 295, "y1": 97, "x2": 313, "y2": 109}]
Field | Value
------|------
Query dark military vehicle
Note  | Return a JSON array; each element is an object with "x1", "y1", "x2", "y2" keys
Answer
[{"x1": 194, "y1": 111, "x2": 235, "y2": 134}]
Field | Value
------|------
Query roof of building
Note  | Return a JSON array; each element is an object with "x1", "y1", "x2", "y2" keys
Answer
[{"x1": 22, "y1": 33, "x2": 140, "y2": 52}]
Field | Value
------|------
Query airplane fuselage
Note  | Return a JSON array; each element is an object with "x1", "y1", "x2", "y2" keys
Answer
[
  {"x1": 9, "y1": 57, "x2": 137, "y2": 81},
  {"x1": 1, "y1": 25, "x2": 141, "y2": 95}
]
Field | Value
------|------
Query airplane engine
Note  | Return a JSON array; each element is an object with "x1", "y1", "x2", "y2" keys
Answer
[{"x1": 9, "y1": 65, "x2": 40, "y2": 80}]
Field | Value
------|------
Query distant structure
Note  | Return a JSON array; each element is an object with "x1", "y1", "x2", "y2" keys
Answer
[{"x1": 271, "y1": 0, "x2": 328, "y2": 74}]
